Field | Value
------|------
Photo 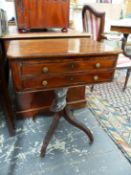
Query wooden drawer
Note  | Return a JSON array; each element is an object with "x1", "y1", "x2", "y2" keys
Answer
[
  {"x1": 21, "y1": 57, "x2": 116, "y2": 77},
  {"x1": 21, "y1": 71, "x2": 114, "y2": 91}
]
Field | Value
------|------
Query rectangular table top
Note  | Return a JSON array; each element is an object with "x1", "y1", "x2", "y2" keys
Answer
[
  {"x1": 7, "y1": 38, "x2": 121, "y2": 60},
  {"x1": 111, "y1": 18, "x2": 131, "y2": 34},
  {"x1": 1, "y1": 26, "x2": 90, "y2": 40}
]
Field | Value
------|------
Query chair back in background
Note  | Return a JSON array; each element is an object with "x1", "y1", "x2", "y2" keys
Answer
[{"x1": 82, "y1": 5, "x2": 105, "y2": 41}]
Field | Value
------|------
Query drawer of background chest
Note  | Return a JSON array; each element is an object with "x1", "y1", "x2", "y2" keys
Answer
[
  {"x1": 21, "y1": 70, "x2": 115, "y2": 91},
  {"x1": 21, "y1": 57, "x2": 117, "y2": 76}
]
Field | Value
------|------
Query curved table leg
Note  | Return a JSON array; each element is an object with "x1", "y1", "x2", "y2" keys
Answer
[
  {"x1": 40, "y1": 112, "x2": 61, "y2": 157},
  {"x1": 123, "y1": 67, "x2": 131, "y2": 91},
  {"x1": 63, "y1": 106, "x2": 94, "y2": 144}
]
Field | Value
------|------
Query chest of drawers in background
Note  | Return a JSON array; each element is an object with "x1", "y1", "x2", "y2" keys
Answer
[
  {"x1": 15, "y1": 0, "x2": 70, "y2": 32},
  {"x1": 7, "y1": 38, "x2": 120, "y2": 118}
]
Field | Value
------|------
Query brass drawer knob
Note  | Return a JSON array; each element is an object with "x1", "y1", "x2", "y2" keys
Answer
[
  {"x1": 42, "y1": 80, "x2": 48, "y2": 86},
  {"x1": 95, "y1": 63, "x2": 101, "y2": 68},
  {"x1": 93, "y1": 75, "x2": 99, "y2": 81},
  {"x1": 42, "y1": 67, "x2": 48, "y2": 73}
]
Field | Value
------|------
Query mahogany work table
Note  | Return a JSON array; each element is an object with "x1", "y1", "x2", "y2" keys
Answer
[
  {"x1": 7, "y1": 38, "x2": 120, "y2": 157},
  {"x1": 0, "y1": 26, "x2": 90, "y2": 136}
]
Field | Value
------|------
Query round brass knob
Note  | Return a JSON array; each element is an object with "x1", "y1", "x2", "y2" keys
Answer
[
  {"x1": 42, "y1": 80, "x2": 48, "y2": 86},
  {"x1": 95, "y1": 63, "x2": 101, "y2": 68},
  {"x1": 93, "y1": 75, "x2": 99, "y2": 81},
  {"x1": 42, "y1": 67, "x2": 48, "y2": 73}
]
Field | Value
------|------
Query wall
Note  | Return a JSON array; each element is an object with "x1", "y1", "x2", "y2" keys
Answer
[
  {"x1": 0, "y1": 0, "x2": 15, "y2": 20},
  {"x1": 124, "y1": 0, "x2": 131, "y2": 16}
]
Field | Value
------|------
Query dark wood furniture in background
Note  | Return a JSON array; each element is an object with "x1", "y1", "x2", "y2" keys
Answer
[
  {"x1": 111, "y1": 19, "x2": 131, "y2": 90},
  {"x1": 7, "y1": 38, "x2": 120, "y2": 157},
  {"x1": 111, "y1": 20, "x2": 131, "y2": 35},
  {"x1": 15, "y1": 0, "x2": 70, "y2": 32},
  {"x1": 1, "y1": 26, "x2": 90, "y2": 121},
  {"x1": 0, "y1": 48, "x2": 15, "y2": 136}
]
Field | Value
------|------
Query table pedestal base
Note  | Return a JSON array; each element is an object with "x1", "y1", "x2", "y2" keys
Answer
[
  {"x1": 40, "y1": 88, "x2": 94, "y2": 158},
  {"x1": 40, "y1": 105, "x2": 94, "y2": 158}
]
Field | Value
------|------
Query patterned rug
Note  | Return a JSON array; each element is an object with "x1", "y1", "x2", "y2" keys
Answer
[{"x1": 86, "y1": 70, "x2": 131, "y2": 163}]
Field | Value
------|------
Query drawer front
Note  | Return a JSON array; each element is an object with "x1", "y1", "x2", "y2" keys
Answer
[
  {"x1": 21, "y1": 57, "x2": 116, "y2": 76},
  {"x1": 21, "y1": 71, "x2": 114, "y2": 91}
]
